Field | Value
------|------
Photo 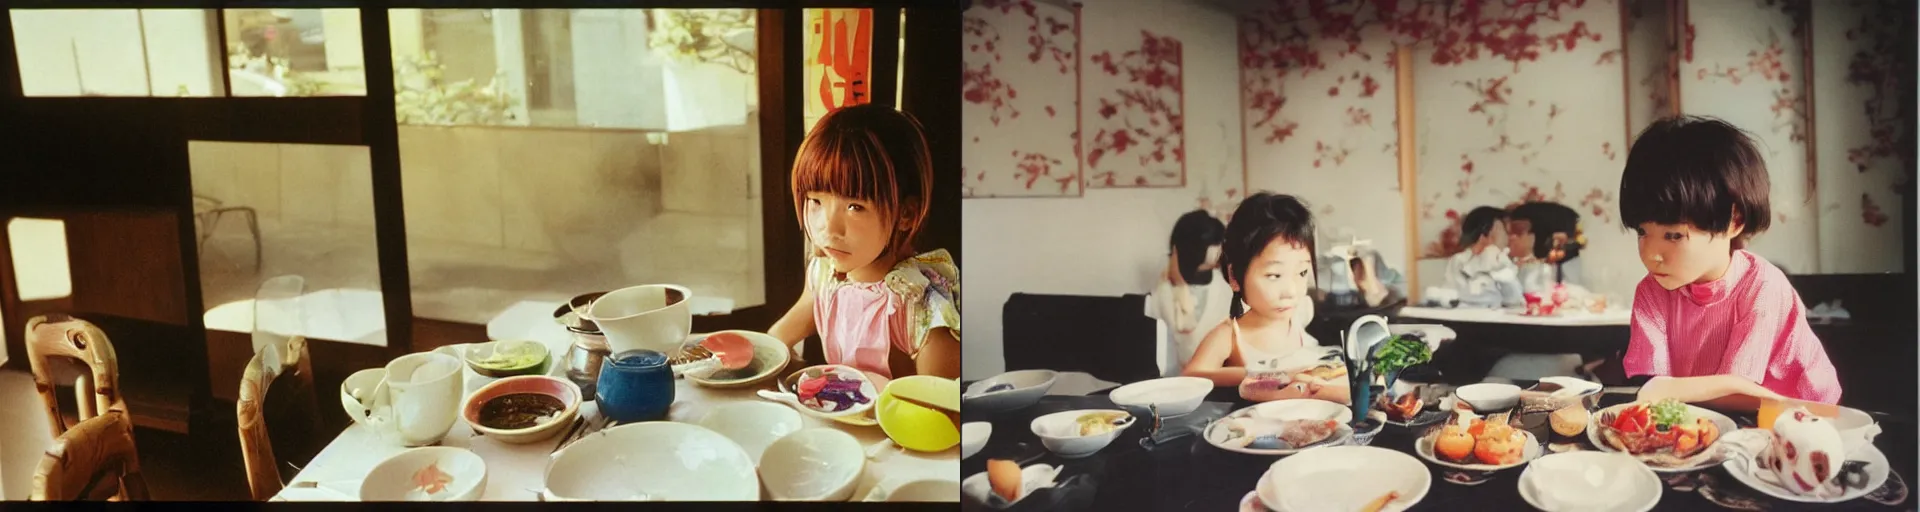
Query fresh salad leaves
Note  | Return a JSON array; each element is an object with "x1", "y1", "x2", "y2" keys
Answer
[
  {"x1": 1370, "y1": 335, "x2": 1432, "y2": 377},
  {"x1": 1649, "y1": 399, "x2": 1689, "y2": 430}
]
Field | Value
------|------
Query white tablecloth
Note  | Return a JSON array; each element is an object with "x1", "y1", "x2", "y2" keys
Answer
[
  {"x1": 1397, "y1": 306, "x2": 1631, "y2": 327},
  {"x1": 274, "y1": 344, "x2": 958, "y2": 502}
]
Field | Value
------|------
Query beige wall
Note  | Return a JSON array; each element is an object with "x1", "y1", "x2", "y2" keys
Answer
[{"x1": 11, "y1": 9, "x2": 220, "y2": 97}]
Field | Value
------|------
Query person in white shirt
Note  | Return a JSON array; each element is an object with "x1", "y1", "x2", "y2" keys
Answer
[
  {"x1": 1507, "y1": 202, "x2": 1587, "y2": 289},
  {"x1": 1446, "y1": 206, "x2": 1524, "y2": 308},
  {"x1": 1148, "y1": 210, "x2": 1234, "y2": 375}
]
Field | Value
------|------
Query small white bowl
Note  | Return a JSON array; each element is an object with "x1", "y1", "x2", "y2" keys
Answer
[
  {"x1": 963, "y1": 370, "x2": 1058, "y2": 414},
  {"x1": 697, "y1": 401, "x2": 804, "y2": 464},
  {"x1": 1519, "y1": 451, "x2": 1662, "y2": 512},
  {"x1": 759, "y1": 428, "x2": 867, "y2": 501},
  {"x1": 1455, "y1": 383, "x2": 1522, "y2": 412},
  {"x1": 1029, "y1": 409, "x2": 1134, "y2": 458},
  {"x1": 1108, "y1": 376, "x2": 1212, "y2": 417},
  {"x1": 961, "y1": 422, "x2": 992, "y2": 459},
  {"x1": 358, "y1": 446, "x2": 487, "y2": 501},
  {"x1": 1251, "y1": 398, "x2": 1353, "y2": 424},
  {"x1": 545, "y1": 422, "x2": 758, "y2": 500},
  {"x1": 961, "y1": 463, "x2": 1061, "y2": 507},
  {"x1": 1263, "y1": 446, "x2": 1429, "y2": 512}
]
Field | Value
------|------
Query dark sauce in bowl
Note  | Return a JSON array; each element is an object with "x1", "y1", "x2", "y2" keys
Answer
[{"x1": 478, "y1": 393, "x2": 566, "y2": 430}]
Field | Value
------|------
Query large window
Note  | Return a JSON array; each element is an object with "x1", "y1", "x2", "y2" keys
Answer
[
  {"x1": 9, "y1": 9, "x2": 224, "y2": 97},
  {"x1": 223, "y1": 9, "x2": 368, "y2": 96},
  {"x1": 391, "y1": 9, "x2": 764, "y2": 326}
]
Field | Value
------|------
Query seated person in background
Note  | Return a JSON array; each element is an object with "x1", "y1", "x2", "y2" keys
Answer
[
  {"x1": 1182, "y1": 193, "x2": 1351, "y2": 404},
  {"x1": 1618, "y1": 115, "x2": 1840, "y2": 409},
  {"x1": 1446, "y1": 206, "x2": 1524, "y2": 308},
  {"x1": 1149, "y1": 210, "x2": 1235, "y2": 375},
  {"x1": 1508, "y1": 201, "x2": 1587, "y2": 290}
]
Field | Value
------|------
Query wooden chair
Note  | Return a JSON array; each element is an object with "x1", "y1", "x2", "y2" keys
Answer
[
  {"x1": 25, "y1": 314, "x2": 128, "y2": 439},
  {"x1": 236, "y1": 335, "x2": 319, "y2": 500},
  {"x1": 31, "y1": 410, "x2": 151, "y2": 501}
]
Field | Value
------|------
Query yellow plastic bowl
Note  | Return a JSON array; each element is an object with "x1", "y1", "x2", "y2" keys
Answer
[{"x1": 876, "y1": 376, "x2": 961, "y2": 452}]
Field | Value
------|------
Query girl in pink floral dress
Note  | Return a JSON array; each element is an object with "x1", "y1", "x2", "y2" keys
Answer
[{"x1": 769, "y1": 104, "x2": 960, "y2": 382}]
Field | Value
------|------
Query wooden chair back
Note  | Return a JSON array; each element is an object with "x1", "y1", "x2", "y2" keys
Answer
[
  {"x1": 236, "y1": 335, "x2": 318, "y2": 500},
  {"x1": 25, "y1": 314, "x2": 127, "y2": 438},
  {"x1": 31, "y1": 409, "x2": 150, "y2": 501}
]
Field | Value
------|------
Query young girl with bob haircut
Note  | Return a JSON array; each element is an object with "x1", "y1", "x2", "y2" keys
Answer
[
  {"x1": 769, "y1": 104, "x2": 960, "y2": 382},
  {"x1": 1618, "y1": 115, "x2": 1840, "y2": 408}
]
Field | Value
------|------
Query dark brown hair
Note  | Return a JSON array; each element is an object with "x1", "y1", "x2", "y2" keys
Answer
[
  {"x1": 1222, "y1": 192, "x2": 1316, "y2": 318},
  {"x1": 1618, "y1": 115, "x2": 1771, "y2": 249},
  {"x1": 789, "y1": 103, "x2": 933, "y2": 258}
]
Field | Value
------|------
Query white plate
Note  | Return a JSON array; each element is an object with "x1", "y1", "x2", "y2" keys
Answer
[
  {"x1": 1519, "y1": 451, "x2": 1661, "y2": 512},
  {"x1": 1251, "y1": 399, "x2": 1352, "y2": 424},
  {"x1": 1413, "y1": 428, "x2": 1544, "y2": 485},
  {"x1": 1108, "y1": 376, "x2": 1211, "y2": 417},
  {"x1": 1263, "y1": 446, "x2": 1429, "y2": 512},
  {"x1": 1724, "y1": 435, "x2": 1890, "y2": 503},
  {"x1": 1204, "y1": 405, "x2": 1353, "y2": 456},
  {"x1": 1586, "y1": 402, "x2": 1739, "y2": 473}
]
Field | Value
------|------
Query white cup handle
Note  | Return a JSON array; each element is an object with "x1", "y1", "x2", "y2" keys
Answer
[{"x1": 343, "y1": 369, "x2": 390, "y2": 427}]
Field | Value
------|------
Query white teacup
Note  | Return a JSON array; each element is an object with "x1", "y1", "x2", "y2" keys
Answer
[
  {"x1": 342, "y1": 348, "x2": 466, "y2": 447},
  {"x1": 1761, "y1": 407, "x2": 1848, "y2": 494},
  {"x1": 586, "y1": 284, "x2": 693, "y2": 355}
]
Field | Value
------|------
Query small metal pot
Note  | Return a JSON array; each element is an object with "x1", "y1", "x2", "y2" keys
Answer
[{"x1": 556, "y1": 292, "x2": 612, "y2": 398}]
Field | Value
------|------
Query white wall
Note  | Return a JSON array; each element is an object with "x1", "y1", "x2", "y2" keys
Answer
[
  {"x1": 10, "y1": 9, "x2": 219, "y2": 97},
  {"x1": 962, "y1": 0, "x2": 1241, "y2": 380}
]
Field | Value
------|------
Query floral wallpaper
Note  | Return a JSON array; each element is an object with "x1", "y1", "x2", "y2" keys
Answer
[
  {"x1": 1810, "y1": 0, "x2": 1908, "y2": 273},
  {"x1": 1681, "y1": 0, "x2": 1819, "y2": 274},
  {"x1": 1238, "y1": 1, "x2": 1404, "y2": 265},
  {"x1": 961, "y1": 0, "x2": 1083, "y2": 198},
  {"x1": 1083, "y1": 29, "x2": 1186, "y2": 189}
]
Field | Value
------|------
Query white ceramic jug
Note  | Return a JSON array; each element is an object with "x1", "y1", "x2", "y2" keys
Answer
[{"x1": 340, "y1": 347, "x2": 466, "y2": 447}]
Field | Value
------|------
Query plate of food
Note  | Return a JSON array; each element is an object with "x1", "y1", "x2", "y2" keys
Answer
[
  {"x1": 1588, "y1": 399, "x2": 1736, "y2": 472},
  {"x1": 1720, "y1": 406, "x2": 1891, "y2": 503},
  {"x1": 1204, "y1": 404, "x2": 1352, "y2": 456},
  {"x1": 1378, "y1": 385, "x2": 1451, "y2": 428},
  {"x1": 1413, "y1": 412, "x2": 1543, "y2": 485}
]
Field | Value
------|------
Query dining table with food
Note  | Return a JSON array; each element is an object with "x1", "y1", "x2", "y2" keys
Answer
[
  {"x1": 960, "y1": 315, "x2": 1913, "y2": 512},
  {"x1": 273, "y1": 285, "x2": 962, "y2": 502}
]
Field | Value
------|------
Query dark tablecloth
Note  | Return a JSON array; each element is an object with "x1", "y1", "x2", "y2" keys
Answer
[{"x1": 961, "y1": 391, "x2": 1916, "y2": 512}]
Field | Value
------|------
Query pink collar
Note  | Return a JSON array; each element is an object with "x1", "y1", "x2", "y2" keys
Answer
[{"x1": 1680, "y1": 250, "x2": 1751, "y2": 306}]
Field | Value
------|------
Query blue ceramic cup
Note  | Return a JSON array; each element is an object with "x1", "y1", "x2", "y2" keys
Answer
[{"x1": 596, "y1": 349, "x2": 674, "y2": 423}]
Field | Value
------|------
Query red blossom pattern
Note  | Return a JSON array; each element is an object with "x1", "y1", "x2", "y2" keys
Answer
[
  {"x1": 1424, "y1": 208, "x2": 1466, "y2": 258},
  {"x1": 963, "y1": 1, "x2": 1081, "y2": 198},
  {"x1": 1580, "y1": 187, "x2": 1614, "y2": 224},
  {"x1": 1602, "y1": 141, "x2": 1616, "y2": 161},
  {"x1": 1240, "y1": 0, "x2": 1602, "y2": 147},
  {"x1": 1086, "y1": 30, "x2": 1184, "y2": 188},
  {"x1": 1694, "y1": 30, "x2": 1809, "y2": 145},
  {"x1": 1839, "y1": 0, "x2": 1908, "y2": 174},
  {"x1": 1313, "y1": 140, "x2": 1354, "y2": 168},
  {"x1": 1861, "y1": 193, "x2": 1890, "y2": 227},
  {"x1": 1346, "y1": 106, "x2": 1374, "y2": 127}
]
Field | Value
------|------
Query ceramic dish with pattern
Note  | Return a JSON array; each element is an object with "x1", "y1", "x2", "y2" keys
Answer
[
  {"x1": 1587, "y1": 401, "x2": 1738, "y2": 473},
  {"x1": 685, "y1": 331, "x2": 790, "y2": 389},
  {"x1": 1204, "y1": 404, "x2": 1353, "y2": 456}
]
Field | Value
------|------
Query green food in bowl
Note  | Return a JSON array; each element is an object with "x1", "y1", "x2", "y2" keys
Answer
[{"x1": 466, "y1": 341, "x2": 551, "y2": 377}]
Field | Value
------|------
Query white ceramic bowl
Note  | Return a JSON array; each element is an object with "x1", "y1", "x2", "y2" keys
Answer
[
  {"x1": 1455, "y1": 383, "x2": 1522, "y2": 412},
  {"x1": 1834, "y1": 405, "x2": 1884, "y2": 456},
  {"x1": 1108, "y1": 376, "x2": 1212, "y2": 417},
  {"x1": 1519, "y1": 451, "x2": 1662, "y2": 512},
  {"x1": 963, "y1": 370, "x2": 1057, "y2": 414},
  {"x1": 875, "y1": 478, "x2": 962, "y2": 502},
  {"x1": 1030, "y1": 409, "x2": 1134, "y2": 458},
  {"x1": 1251, "y1": 398, "x2": 1353, "y2": 424},
  {"x1": 759, "y1": 428, "x2": 867, "y2": 501},
  {"x1": 358, "y1": 446, "x2": 487, "y2": 501},
  {"x1": 545, "y1": 422, "x2": 758, "y2": 501},
  {"x1": 1263, "y1": 446, "x2": 1430, "y2": 512},
  {"x1": 961, "y1": 422, "x2": 992, "y2": 459},
  {"x1": 1414, "y1": 429, "x2": 1545, "y2": 485},
  {"x1": 462, "y1": 375, "x2": 582, "y2": 444},
  {"x1": 697, "y1": 401, "x2": 805, "y2": 464}
]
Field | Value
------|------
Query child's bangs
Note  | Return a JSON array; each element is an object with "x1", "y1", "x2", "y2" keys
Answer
[
  {"x1": 791, "y1": 126, "x2": 902, "y2": 215},
  {"x1": 1617, "y1": 116, "x2": 1771, "y2": 235}
]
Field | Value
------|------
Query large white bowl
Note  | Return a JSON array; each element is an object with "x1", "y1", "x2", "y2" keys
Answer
[
  {"x1": 1251, "y1": 398, "x2": 1353, "y2": 424},
  {"x1": 1834, "y1": 405, "x2": 1884, "y2": 457},
  {"x1": 1108, "y1": 376, "x2": 1212, "y2": 417},
  {"x1": 1262, "y1": 446, "x2": 1430, "y2": 512},
  {"x1": 544, "y1": 422, "x2": 758, "y2": 501},
  {"x1": 697, "y1": 401, "x2": 804, "y2": 464},
  {"x1": 359, "y1": 447, "x2": 487, "y2": 501},
  {"x1": 1519, "y1": 451, "x2": 1662, "y2": 512},
  {"x1": 1030, "y1": 409, "x2": 1134, "y2": 458},
  {"x1": 875, "y1": 478, "x2": 962, "y2": 502},
  {"x1": 963, "y1": 370, "x2": 1057, "y2": 414},
  {"x1": 961, "y1": 422, "x2": 992, "y2": 459},
  {"x1": 759, "y1": 428, "x2": 867, "y2": 501},
  {"x1": 1454, "y1": 383, "x2": 1522, "y2": 412}
]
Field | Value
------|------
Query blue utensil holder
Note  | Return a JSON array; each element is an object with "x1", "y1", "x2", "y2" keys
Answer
[{"x1": 597, "y1": 349, "x2": 674, "y2": 423}]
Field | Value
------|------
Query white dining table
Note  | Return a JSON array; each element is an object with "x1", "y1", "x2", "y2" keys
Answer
[
  {"x1": 273, "y1": 343, "x2": 959, "y2": 502},
  {"x1": 1397, "y1": 306, "x2": 1631, "y2": 327}
]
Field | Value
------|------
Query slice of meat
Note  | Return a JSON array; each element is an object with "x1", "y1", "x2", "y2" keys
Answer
[{"x1": 1278, "y1": 419, "x2": 1339, "y2": 447}]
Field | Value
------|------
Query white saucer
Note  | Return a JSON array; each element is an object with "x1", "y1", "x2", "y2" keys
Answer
[{"x1": 1724, "y1": 440, "x2": 1890, "y2": 503}]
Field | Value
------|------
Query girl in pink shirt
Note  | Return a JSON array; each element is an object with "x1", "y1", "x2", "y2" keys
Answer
[
  {"x1": 1618, "y1": 116, "x2": 1841, "y2": 408},
  {"x1": 768, "y1": 104, "x2": 960, "y2": 382}
]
